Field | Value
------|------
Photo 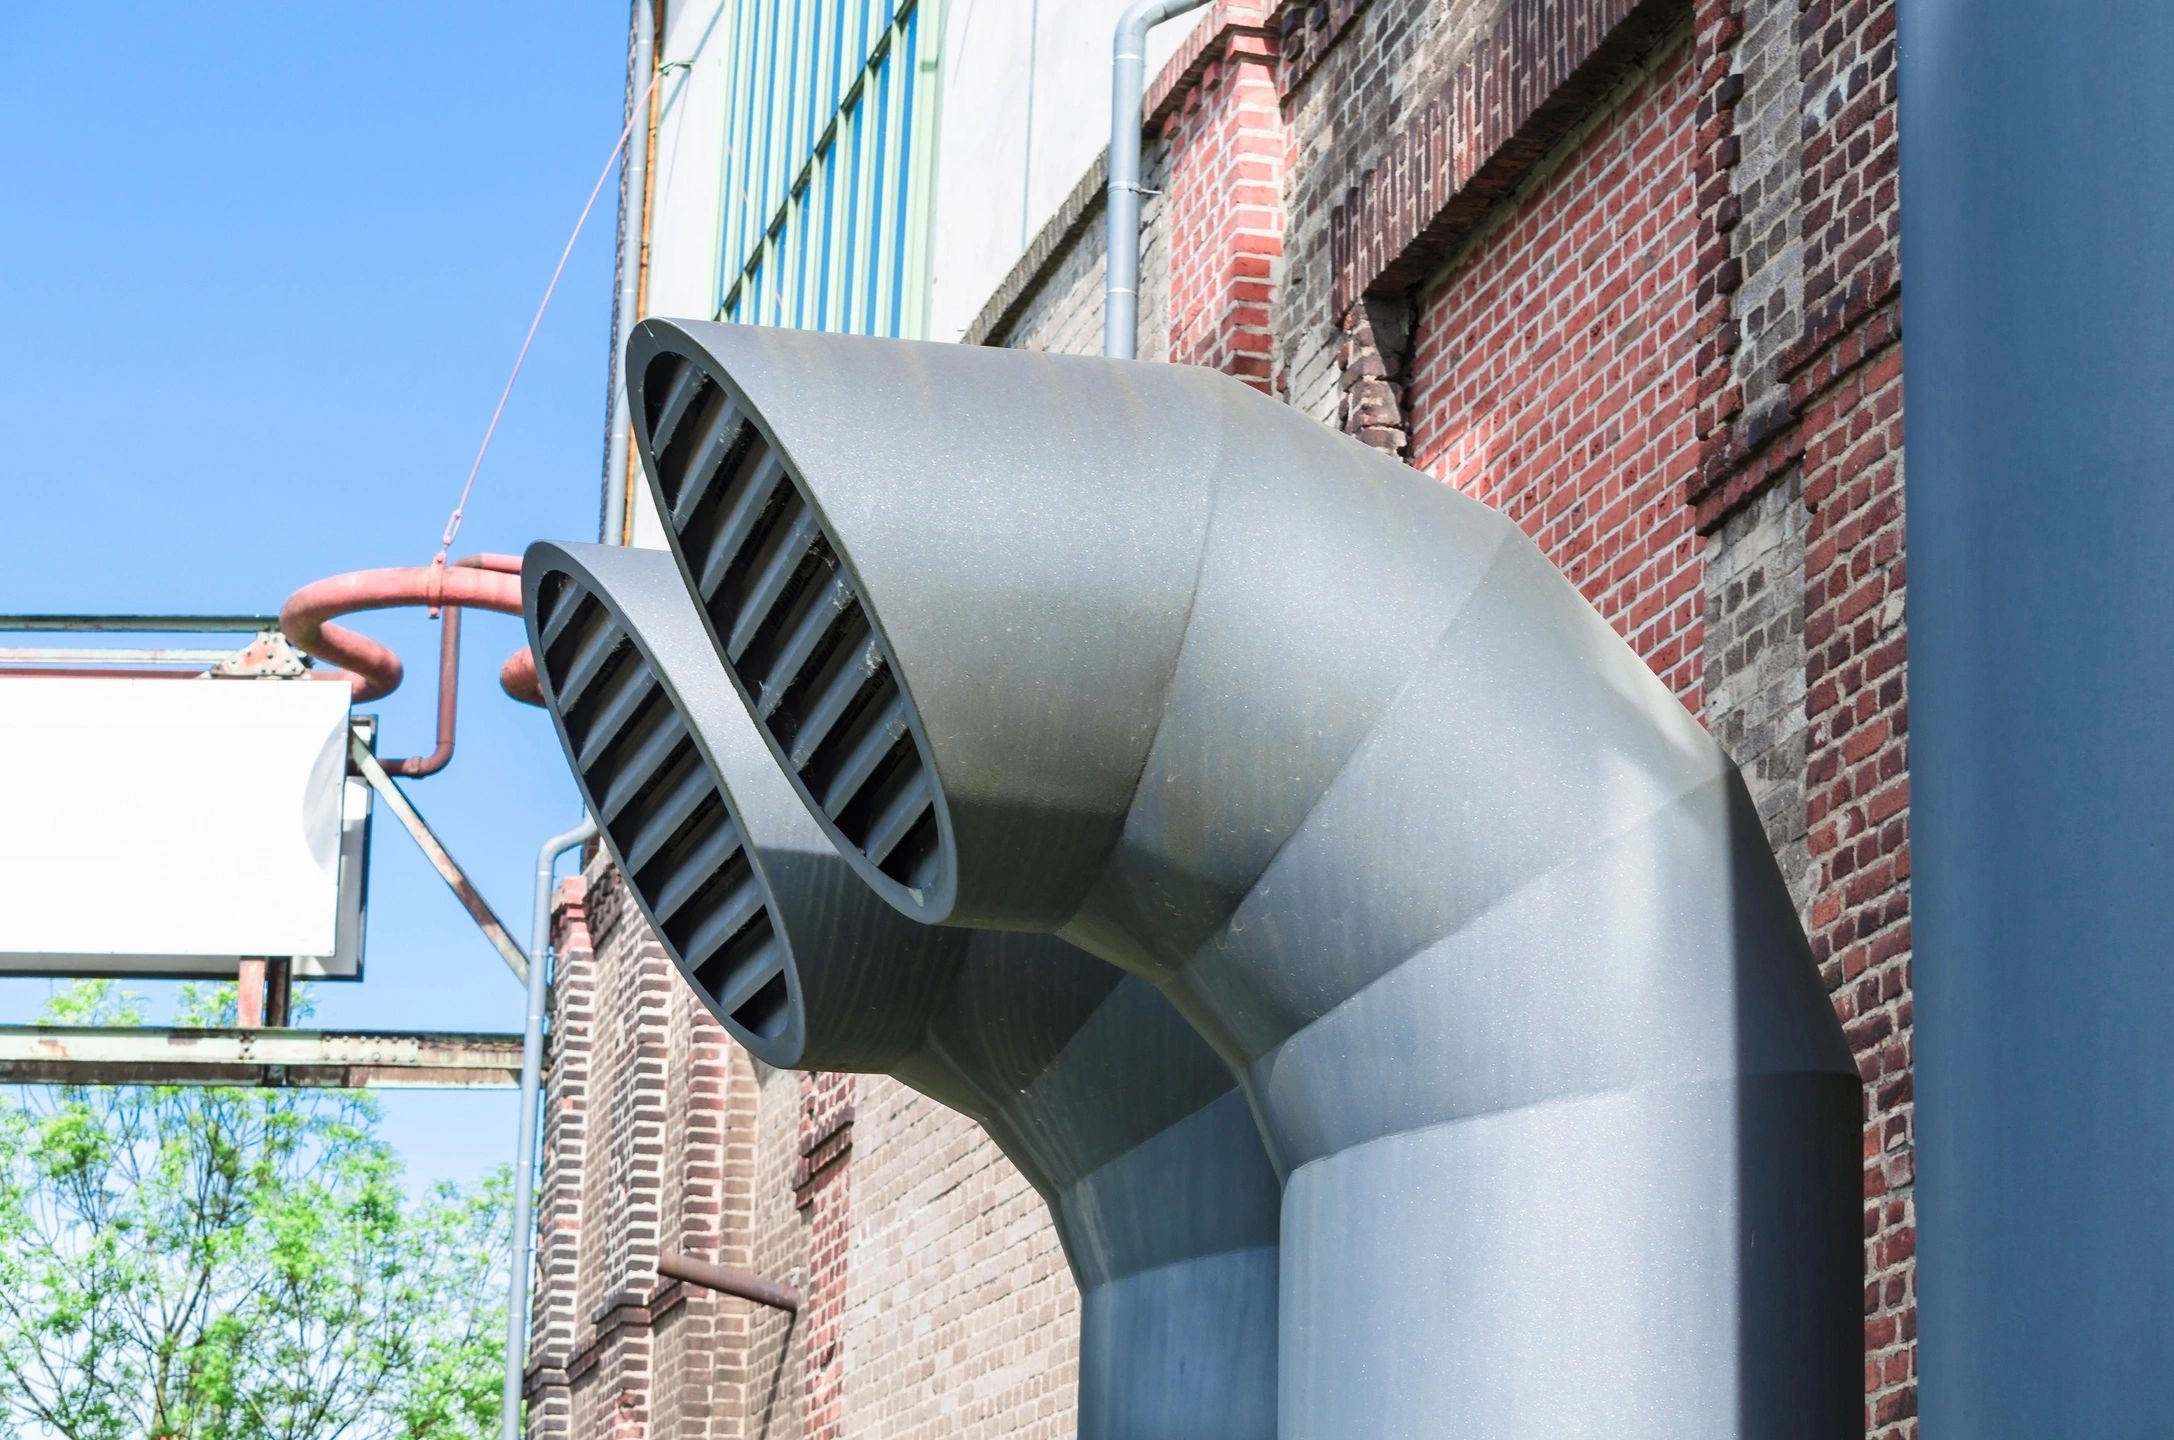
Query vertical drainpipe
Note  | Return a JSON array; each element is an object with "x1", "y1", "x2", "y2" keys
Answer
[
  {"x1": 508, "y1": 5, "x2": 654, "y2": 1435},
  {"x1": 503, "y1": 815, "x2": 598, "y2": 1440},
  {"x1": 600, "y1": 0, "x2": 659, "y2": 546},
  {"x1": 1104, "y1": 0, "x2": 1211, "y2": 359},
  {"x1": 1903, "y1": 1, "x2": 2174, "y2": 1432}
]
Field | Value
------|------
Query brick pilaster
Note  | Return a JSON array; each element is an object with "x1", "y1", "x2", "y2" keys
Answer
[
  {"x1": 793, "y1": 1071, "x2": 856, "y2": 1440},
  {"x1": 527, "y1": 876, "x2": 594, "y2": 1440},
  {"x1": 1153, "y1": 2, "x2": 1287, "y2": 390}
]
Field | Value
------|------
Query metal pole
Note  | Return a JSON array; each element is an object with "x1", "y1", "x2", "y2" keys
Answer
[
  {"x1": 501, "y1": 815, "x2": 597, "y2": 1440},
  {"x1": 600, "y1": 0, "x2": 657, "y2": 545},
  {"x1": 1104, "y1": 0, "x2": 1211, "y2": 359},
  {"x1": 349, "y1": 736, "x2": 531, "y2": 985},
  {"x1": 1902, "y1": 2, "x2": 2174, "y2": 1432},
  {"x1": 0, "y1": 614, "x2": 279, "y2": 634}
]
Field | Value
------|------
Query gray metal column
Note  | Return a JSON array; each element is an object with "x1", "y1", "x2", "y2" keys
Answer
[{"x1": 1901, "y1": 3, "x2": 2174, "y2": 1432}]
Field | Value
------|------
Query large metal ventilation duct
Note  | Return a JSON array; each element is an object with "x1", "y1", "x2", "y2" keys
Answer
[
  {"x1": 624, "y1": 320, "x2": 1866, "y2": 1439},
  {"x1": 522, "y1": 540, "x2": 1279, "y2": 1440}
]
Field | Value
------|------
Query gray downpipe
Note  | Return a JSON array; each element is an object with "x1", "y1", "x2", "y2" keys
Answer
[
  {"x1": 521, "y1": 542, "x2": 1280, "y2": 1440},
  {"x1": 1104, "y1": 0, "x2": 1210, "y2": 359},
  {"x1": 622, "y1": 321, "x2": 1867, "y2": 1439},
  {"x1": 502, "y1": 812, "x2": 597, "y2": 1440},
  {"x1": 599, "y1": 0, "x2": 656, "y2": 544},
  {"x1": 512, "y1": 3, "x2": 643, "y2": 1414}
]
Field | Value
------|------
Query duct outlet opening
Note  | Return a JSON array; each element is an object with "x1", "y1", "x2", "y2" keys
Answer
[
  {"x1": 640, "y1": 350, "x2": 946, "y2": 903},
  {"x1": 534, "y1": 568, "x2": 794, "y2": 1041}
]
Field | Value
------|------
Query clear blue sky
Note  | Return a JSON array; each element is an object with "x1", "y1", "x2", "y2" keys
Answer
[{"x1": 1, "y1": 3, "x2": 630, "y2": 1190}]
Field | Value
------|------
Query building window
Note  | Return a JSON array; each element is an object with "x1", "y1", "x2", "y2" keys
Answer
[{"x1": 718, "y1": 0, "x2": 940, "y2": 339}]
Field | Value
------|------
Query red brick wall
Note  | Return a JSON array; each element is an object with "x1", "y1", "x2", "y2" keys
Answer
[
  {"x1": 792, "y1": 1072, "x2": 855, "y2": 1440},
  {"x1": 1160, "y1": 5, "x2": 1286, "y2": 385},
  {"x1": 528, "y1": 879, "x2": 592, "y2": 1440},
  {"x1": 1405, "y1": 34, "x2": 1705, "y2": 705},
  {"x1": 1789, "y1": 0, "x2": 1909, "y2": 1431}
]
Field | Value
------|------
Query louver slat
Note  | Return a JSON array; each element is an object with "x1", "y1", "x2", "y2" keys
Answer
[
  {"x1": 754, "y1": 571, "x2": 855, "y2": 720},
  {"x1": 648, "y1": 819, "x2": 745, "y2": 927},
  {"x1": 814, "y1": 693, "x2": 909, "y2": 818},
  {"x1": 536, "y1": 576, "x2": 584, "y2": 653},
  {"x1": 784, "y1": 634, "x2": 882, "y2": 772},
  {"x1": 859, "y1": 768, "x2": 934, "y2": 868},
  {"x1": 726, "y1": 508, "x2": 825, "y2": 662},
  {"x1": 674, "y1": 869, "x2": 768, "y2": 967},
  {"x1": 668, "y1": 397, "x2": 743, "y2": 524},
  {"x1": 553, "y1": 612, "x2": 625, "y2": 718},
  {"x1": 574, "y1": 661, "x2": 660, "y2": 773},
  {"x1": 595, "y1": 706, "x2": 688, "y2": 823},
  {"x1": 618, "y1": 758, "x2": 714, "y2": 878},
  {"x1": 693, "y1": 450, "x2": 787, "y2": 602},
  {"x1": 704, "y1": 937, "x2": 784, "y2": 1014},
  {"x1": 647, "y1": 362, "x2": 707, "y2": 468}
]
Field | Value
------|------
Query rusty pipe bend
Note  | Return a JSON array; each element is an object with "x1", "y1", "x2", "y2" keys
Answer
[
  {"x1": 627, "y1": 321, "x2": 1867, "y2": 1440},
  {"x1": 278, "y1": 554, "x2": 539, "y2": 711}
]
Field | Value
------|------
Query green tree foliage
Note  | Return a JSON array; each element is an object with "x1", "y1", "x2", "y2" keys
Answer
[{"x1": 0, "y1": 982, "x2": 511, "y2": 1440}]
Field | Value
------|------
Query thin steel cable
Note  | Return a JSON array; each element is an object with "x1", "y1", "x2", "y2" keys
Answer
[{"x1": 436, "y1": 65, "x2": 669, "y2": 565}]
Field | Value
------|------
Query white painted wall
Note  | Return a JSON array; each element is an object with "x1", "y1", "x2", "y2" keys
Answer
[{"x1": 928, "y1": 0, "x2": 1203, "y2": 341}]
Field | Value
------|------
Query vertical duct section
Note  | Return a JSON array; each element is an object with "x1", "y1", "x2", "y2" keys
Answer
[
  {"x1": 628, "y1": 322, "x2": 1864, "y2": 1439},
  {"x1": 1902, "y1": 1, "x2": 2174, "y2": 1429},
  {"x1": 524, "y1": 542, "x2": 1278, "y2": 1440}
]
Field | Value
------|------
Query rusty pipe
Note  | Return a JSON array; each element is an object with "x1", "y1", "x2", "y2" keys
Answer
[
  {"x1": 379, "y1": 605, "x2": 465, "y2": 777},
  {"x1": 498, "y1": 645, "x2": 542, "y2": 707},
  {"x1": 655, "y1": 1252, "x2": 800, "y2": 1313},
  {"x1": 450, "y1": 558, "x2": 544, "y2": 708},
  {"x1": 378, "y1": 606, "x2": 546, "y2": 774},
  {"x1": 279, "y1": 554, "x2": 525, "y2": 702}
]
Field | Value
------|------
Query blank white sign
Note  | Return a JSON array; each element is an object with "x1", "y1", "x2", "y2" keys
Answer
[{"x1": 0, "y1": 677, "x2": 359, "y2": 976}]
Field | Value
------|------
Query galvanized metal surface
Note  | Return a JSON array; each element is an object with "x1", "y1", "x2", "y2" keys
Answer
[
  {"x1": 349, "y1": 734, "x2": 528, "y2": 986},
  {"x1": 1901, "y1": 2, "x2": 2174, "y2": 1430},
  {"x1": 624, "y1": 321, "x2": 1865, "y2": 1439},
  {"x1": 0, "y1": 1024, "x2": 524, "y2": 1088},
  {"x1": 525, "y1": 542, "x2": 1278, "y2": 1440}
]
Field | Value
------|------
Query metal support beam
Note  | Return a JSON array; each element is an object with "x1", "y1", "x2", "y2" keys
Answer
[
  {"x1": 0, "y1": 1025, "x2": 525, "y2": 1089},
  {"x1": 0, "y1": 614, "x2": 280, "y2": 634},
  {"x1": 349, "y1": 732, "x2": 528, "y2": 986}
]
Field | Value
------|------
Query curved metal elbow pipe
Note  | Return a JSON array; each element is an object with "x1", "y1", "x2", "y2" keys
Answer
[
  {"x1": 521, "y1": 540, "x2": 1279, "y2": 1440},
  {"x1": 625, "y1": 321, "x2": 1865, "y2": 1439}
]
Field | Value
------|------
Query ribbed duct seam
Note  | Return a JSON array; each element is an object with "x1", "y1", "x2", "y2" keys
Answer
[
  {"x1": 523, "y1": 541, "x2": 1279, "y2": 1440},
  {"x1": 626, "y1": 321, "x2": 1865, "y2": 1440}
]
